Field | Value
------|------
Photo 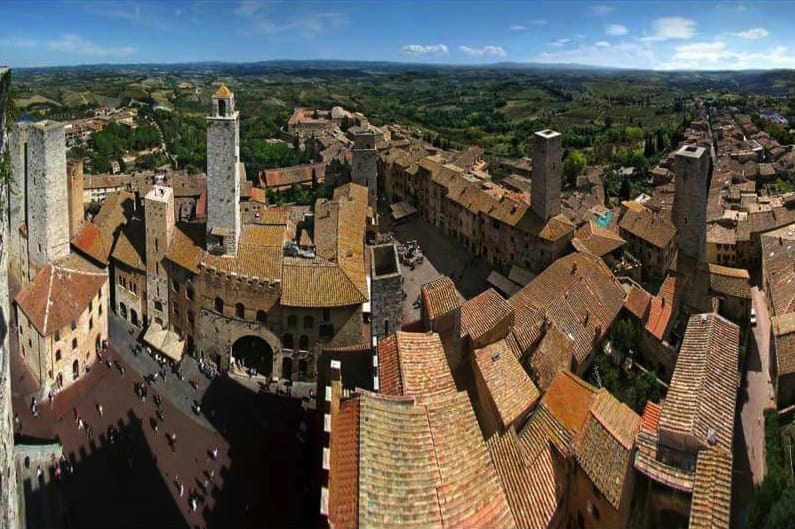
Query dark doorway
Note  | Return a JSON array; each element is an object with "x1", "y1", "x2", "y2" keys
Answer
[
  {"x1": 119, "y1": 302, "x2": 127, "y2": 319},
  {"x1": 231, "y1": 336, "x2": 274, "y2": 377},
  {"x1": 281, "y1": 356, "x2": 293, "y2": 380},
  {"x1": 131, "y1": 309, "x2": 138, "y2": 326},
  {"x1": 72, "y1": 360, "x2": 79, "y2": 381}
]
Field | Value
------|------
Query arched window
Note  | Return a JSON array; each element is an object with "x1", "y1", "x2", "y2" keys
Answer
[
  {"x1": 235, "y1": 303, "x2": 245, "y2": 318},
  {"x1": 256, "y1": 310, "x2": 267, "y2": 324},
  {"x1": 287, "y1": 315, "x2": 297, "y2": 328},
  {"x1": 214, "y1": 297, "x2": 224, "y2": 313},
  {"x1": 282, "y1": 333, "x2": 294, "y2": 349},
  {"x1": 303, "y1": 316, "x2": 314, "y2": 329},
  {"x1": 298, "y1": 358, "x2": 308, "y2": 377},
  {"x1": 186, "y1": 287, "x2": 194, "y2": 301},
  {"x1": 55, "y1": 350, "x2": 62, "y2": 362},
  {"x1": 72, "y1": 360, "x2": 80, "y2": 381},
  {"x1": 72, "y1": 338, "x2": 78, "y2": 349},
  {"x1": 299, "y1": 335, "x2": 309, "y2": 350},
  {"x1": 218, "y1": 99, "x2": 227, "y2": 117}
]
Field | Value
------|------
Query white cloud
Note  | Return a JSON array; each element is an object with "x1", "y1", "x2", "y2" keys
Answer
[
  {"x1": 234, "y1": 0, "x2": 266, "y2": 17},
  {"x1": 658, "y1": 41, "x2": 795, "y2": 70},
  {"x1": 459, "y1": 45, "x2": 506, "y2": 57},
  {"x1": 510, "y1": 25, "x2": 527, "y2": 31},
  {"x1": 529, "y1": 19, "x2": 548, "y2": 25},
  {"x1": 0, "y1": 37, "x2": 37, "y2": 48},
  {"x1": 606, "y1": 24, "x2": 628, "y2": 36},
  {"x1": 595, "y1": 41, "x2": 611, "y2": 48},
  {"x1": 401, "y1": 44, "x2": 449, "y2": 56},
  {"x1": 47, "y1": 34, "x2": 136, "y2": 57},
  {"x1": 549, "y1": 38, "x2": 570, "y2": 47},
  {"x1": 642, "y1": 17, "x2": 697, "y2": 41},
  {"x1": 732, "y1": 27, "x2": 768, "y2": 40},
  {"x1": 591, "y1": 5, "x2": 615, "y2": 16},
  {"x1": 537, "y1": 40, "x2": 655, "y2": 68}
]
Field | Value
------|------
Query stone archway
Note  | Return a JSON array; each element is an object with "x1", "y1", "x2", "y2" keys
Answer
[{"x1": 232, "y1": 335, "x2": 274, "y2": 378}]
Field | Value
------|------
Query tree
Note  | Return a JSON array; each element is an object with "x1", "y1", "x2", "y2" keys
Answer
[
  {"x1": 765, "y1": 489, "x2": 795, "y2": 529},
  {"x1": 562, "y1": 150, "x2": 587, "y2": 187},
  {"x1": 613, "y1": 318, "x2": 636, "y2": 351}
]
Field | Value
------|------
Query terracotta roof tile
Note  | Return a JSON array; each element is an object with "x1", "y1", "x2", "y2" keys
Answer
[
  {"x1": 15, "y1": 253, "x2": 108, "y2": 337},
  {"x1": 625, "y1": 284, "x2": 652, "y2": 321},
  {"x1": 260, "y1": 163, "x2": 325, "y2": 189},
  {"x1": 761, "y1": 224, "x2": 795, "y2": 315},
  {"x1": 111, "y1": 219, "x2": 146, "y2": 272},
  {"x1": 541, "y1": 371, "x2": 597, "y2": 438},
  {"x1": 619, "y1": 204, "x2": 676, "y2": 248},
  {"x1": 689, "y1": 447, "x2": 733, "y2": 529},
  {"x1": 659, "y1": 313, "x2": 740, "y2": 452},
  {"x1": 772, "y1": 312, "x2": 795, "y2": 376},
  {"x1": 646, "y1": 274, "x2": 678, "y2": 340},
  {"x1": 460, "y1": 288, "x2": 514, "y2": 342},
  {"x1": 528, "y1": 324, "x2": 573, "y2": 392},
  {"x1": 572, "y1": 220, "x2": 626, "y2": 257},
  {"x1": 708, "y1": 264, "x2": 751, "y2": 299},
  {"x1": 328, "y1": 398, "x2": 359, "y2": 529},
  {"x1": 165, "y1": 224, "x2": 205, "y2": 274},
  {"x1": 375, "y1": 334, "x2": 402, "y2": 395},
  {"x1": 574, "y1": 390, "x2": 641, "y2": 510},
  {"x1": 474, "y1": 339, "x2": 540, "y2": 429},
  {"x1": 381, "y1": 332, "x2": 457, "y2": 400},
  {"x1": 72, "y1": 190, "x2": 134, "y2": 265},
  {"x1": 422, "y1": 277, "x2": 460, "y2": 320}
]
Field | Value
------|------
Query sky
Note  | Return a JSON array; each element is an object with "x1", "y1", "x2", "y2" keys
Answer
[{"x1": 1, "y1": 1, "x2": 794, "y2": 70}]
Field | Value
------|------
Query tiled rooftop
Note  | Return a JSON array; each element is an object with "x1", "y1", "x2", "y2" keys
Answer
[
  {"x1": 422, "y1": 276, "x2": 460, "y2": 321},
  {"x1": 460, "y1": 288, "x2": 514, "y2": 343},
  {"x1": 689, "y1": 447, "x2": 733, "y2": 529},
  {"x1": 376, "y1": 331, "x2": 457, "y2": 401},
  {"x1": 772, "y1": 312, "x2": 795, "y2": 376},
  {"x1": 572, "y1": 220, "x2": 626, "y2": 257},
  {"x1": 619, "y1": 203, "x2": 677, "y2": 248}
]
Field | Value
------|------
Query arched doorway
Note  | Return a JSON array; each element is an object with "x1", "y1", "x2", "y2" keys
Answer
[
  {"x1": 131, "y1": 309, "x2": 138, "y2": 326},
  {"x1": 56, "y1": 372, "x2": 63, "y2": 388},
  {"x1": 119, "y1": 302, "x2": 127, "y2": 319},
  {"x1": 232, "y1": 336, "x2": 274, "y2": 377},
  {"x1": 72, "y1": 360, "x2": 79, "y2": 381},
  {"x1": 282, "y1": 356, "x2": 293, "y2": 380}
]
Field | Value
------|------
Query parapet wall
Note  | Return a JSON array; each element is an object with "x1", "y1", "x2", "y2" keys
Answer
[{"x1": 0, "y1": 65, "x2": 21, "y2": 529}]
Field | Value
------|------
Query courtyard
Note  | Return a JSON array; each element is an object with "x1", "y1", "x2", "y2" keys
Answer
[{"x1": 11, "y1": 315, "x2": 318, "y2": 529}]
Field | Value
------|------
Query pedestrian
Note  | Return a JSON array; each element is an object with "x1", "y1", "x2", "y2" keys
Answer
[
  {"x1": 78, "y1": 418, "x2": 84, "y2": 430},
  {"x1": 190, "y1": 496, "x2": 197, "y2": 512},
  {"x1": 211, "y1": 447, "x2": 218, "y2": 461},
  {"x1": 120, "y1": 366, "x2": 126, "y2": 377},
  {"x1": 36, "y1": 465, "x2": 43, "y2": 479},
  {"x1": 87, "y1": 424, "x2": 94, "y2": 439},
  {"x1": 201, "y1": 478, "x2": 209, "y2": 494},
  {"x1": 157, "y1": 409, "x2": 165, "y2": 422},
  {"x1": 14, "y1": 412, "x2": 20, "y2": 431},
  {"x1": 97, "y1": 403, "x2": 103, "y2": 417},
  {"x1": 179, "y1": 482, "x2": 185, "y2": 497},
  {"x1": 208, "y1": 468, "x2": 215, "y2": 483},
  {"x1": 48, "y1": 391, "x2": 54, "y2": 410}
]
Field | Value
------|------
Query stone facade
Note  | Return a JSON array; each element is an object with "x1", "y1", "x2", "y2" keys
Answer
[
  {"x1": 145, "y1": 185, "x2": 174, "y2": 328},
  {"x1": 67, "y1": 159, "x2": 85, "y2": 239},
  {"x1": 206, "y1": 87, "x2": 241, "y2": 255},
  {"x1": 16, "y1": 278, "x2": 108, "y2": 393},
  {"x1": 16, "y1": 121, "x2": 71, "y2": 271},
  {"x1": 115, "y1": 263, "x2": 146, "y2": 327},
  {"x1": 673, "y1": 145, "x2": 710, "y2": 263},
  {"x1": 351, "y1": 130, "x2": 377, "y2": 209},
  {"x1": 0, "y1": 64, "x2": 21, "y2": 529},
  {"x1": 531, "y1": 129, "x2": 562, "y2": 222},
  {"x1": 370, "y1": 244, "x2": 403, "y2": 339}
]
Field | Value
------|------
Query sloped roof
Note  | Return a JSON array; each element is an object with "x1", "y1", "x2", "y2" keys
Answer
[
  {"x1": 619, "y1": 203, "x2": 676, "y2": 248},
  {"x1": 574, "y1": 390, "x2": 641, "y2": 510},
  {"x1": 659, "y1": 313, "x2": 740, "y2": 451},
  {"x1": 260, "y1": 162, "x2": 325, "y2": 189},
  {"x1": 761, "y1": 223, "x2": 795, "y2": 315},
  {"x1": 376, "y1": 331, "x2": 457, "y2": 400},
  {"x1": 625, "y1": 284, "x2": 652, "y2": 321},
  {"x1": 572, "y1": 220, "x2": 626, "y2": 257},
  {"x1": 460, "y1": 288, "x2": 514, "y2": 342},
  {"x1": 201, "y1": 224, "x2": 286, "y2": 280},
  {"x1": 327, "y1": 399, "x2": 360, "y2": 529},
  {"x1": 474, "y1": 339, "x2": 540, "y2": 429},
  {"x1": 634, "y1": 401, "x2": 696, "y2": 492},
  {"x1": 541, "y1": 370, "x2": 598, "y2": 438},
  {"x1": 165, "y1": 224, "x2": 205, "y2": 274},
  {"x1": 71, "y1": 190, "x2": 134, "y2": 265},
  {"x1": 421, "y1": 276, "x2": 460, "y2": 320},
  {"x1": 15, "y1": 253, "x2": 108, "y2": 337},
  {"x1": 111, "y1": 219, "x2": 146, "y2": 272},
  {"x1": 528, "y1": 323, "x2": 573, "y2": 392},
  {"x1": 689, "y1": 447, "x2": 733, "y2": 529},
  {"x1": 510, "y1": 252, "x2": 625, "y2": 365},
  {"x1": 708, "y1": 264, "x2": 751, "y2": 300},
  {"x1": 646, "y1": 274, "x2": 678, "y2": 340},
  {"x1": 772, "y1": 312, "x2": 795, "y2": 376}
]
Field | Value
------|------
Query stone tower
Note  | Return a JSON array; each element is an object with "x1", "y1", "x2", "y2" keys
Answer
[
  {"x1": 351, "y1": 129, "x2": 378, "y2": 209},
  {"x1": 673, "y1": 144, "x2": 709, "y2": 263},
  {"x1": 11, "y1": 120, "x2": 70, "y2": 272},
  {"x1": 206, "y1": 84, "x2": 241, "y2": 256},
  {"x1": 370, "y1": 244, "x2": 403, "y2": 339},
  {"x1": 531, "y1": 129, "x2": 562, "y2": 222},
  {"x1": 145, "y1": 185, "x2": 175, "y2": 328},
  {"x1": 67, "y1": 159, "x2": 85, "y2": 239}
]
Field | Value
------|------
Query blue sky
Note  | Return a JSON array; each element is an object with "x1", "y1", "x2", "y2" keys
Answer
[{"x1": 1, "y1": 1, "x2": 794, "y2": 70}]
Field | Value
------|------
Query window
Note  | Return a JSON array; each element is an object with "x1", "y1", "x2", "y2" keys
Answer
[
  {"x1": 188, "y1": 311, "x2": 195, "y2": 326},
  {"x1": 131, "y1": 283, "x2": 137, "y2": 295},
  {"x1": 173, "y1": 303, "x2": 180, "y2": 317},
  {"x1": 155, "y1": 238, "x2": 159, "y2": 253},
  {"x1": 71, "y1": 320, "x2": 77, "y2": 331},
  {"x1": 154, "y1": 301, "x2": 163, "y2": 312},
  {"x1": 172, "y1": 279, "x2": 179, "y2": 292},
  {"x1": 287, "y1": 315, "x2": 298, "y2": 328},
  {"x1": 299, "y1": 335, "x2": 309, "y2": 350},
  {"x1": 89, "y1": 301, "x2": 93, "y2": 313},
  {"x1": 89, "y1": 318, "x2": 93, "y2": 331},
  {"x1": 55, "y1": 350, "x2": 62, "y2": 362},
  {"x1": 303, "y1": 316, "x2": 314, "y2": 329},
  {"x1": 256, "y1": 310, "x2": 267, "y2": 324},
  {"x1": 54, "y1": 330, "x2": 60, "y2": 342},
  {"x1": 235, "y1": 303, "x2": 245, "y2": 318},
  {"x1": 187, "y1": 287, "x2": 194, "y2": 301},
  {"x1": 214, "y1": 297, "x2": 224, "y2": 313},
  {"x1": 319, "y1": 324, "x2": 334, "y2": 339},
  {"x1": 322, "y1": 308, "x2": 331, "y2": 322},
  {"x1": 99, "y1": 305, "x2": 102, "y2": 316},
  {"x1": 282, "y1": 333, "x2": 294, "y2": 349},
  {"x1": 72, "y1": 338, "x2": 78, "y2": 349}
]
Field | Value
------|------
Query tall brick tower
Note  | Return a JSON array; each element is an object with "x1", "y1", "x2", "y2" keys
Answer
[
  {"x1": 531, "y1": 129, "x2": 562, "y2": 221},
  {"x1": 67, "y1": 159, "x2": 85, "y2": 239},
  {"x1": 11, "y1": 120, "x2": 70, "y2": 272},
  {"x1": 206, "y1": 84, "x2": 241, "y2": 255},
  {"x1": 145, "y1": 185, "x2": 175, "y2": 328},
  {"x1": 351, "y1": 129, "x2": 378, "y2": 209},
  {"x1": 673, "y1": 144, "x2": 709, "y2": 263}
]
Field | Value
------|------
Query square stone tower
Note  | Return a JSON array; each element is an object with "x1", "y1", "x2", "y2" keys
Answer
[
  {"x1": 145, "y1": 185, "x2": 175, "y2": 328},
  {"x1": 531, "y1": 129, "x2": 562, "y2": 221},
  {"x1": 206, "y1": 84, "x2": 241, "y2": 255},
  {"x1": 12, "y1": 120, "x2": 70, "y2": 269},
  {"x1": 673, "y1": 144, "x2": 710, "y2": 263},
  {"x1": 351, "y1": 129, "x2": 378, "y2": 209},
  {"x1": 370, "y1": 244, "x2": 403, "y2": 338},
  {"x1": 67, "y1": 159, "x2": 85, "y2": 239}
]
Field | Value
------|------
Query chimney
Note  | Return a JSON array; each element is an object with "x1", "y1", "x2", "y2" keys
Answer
[{"x1": 583, "y1": 310, "x2": 589, "y2": 326}]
